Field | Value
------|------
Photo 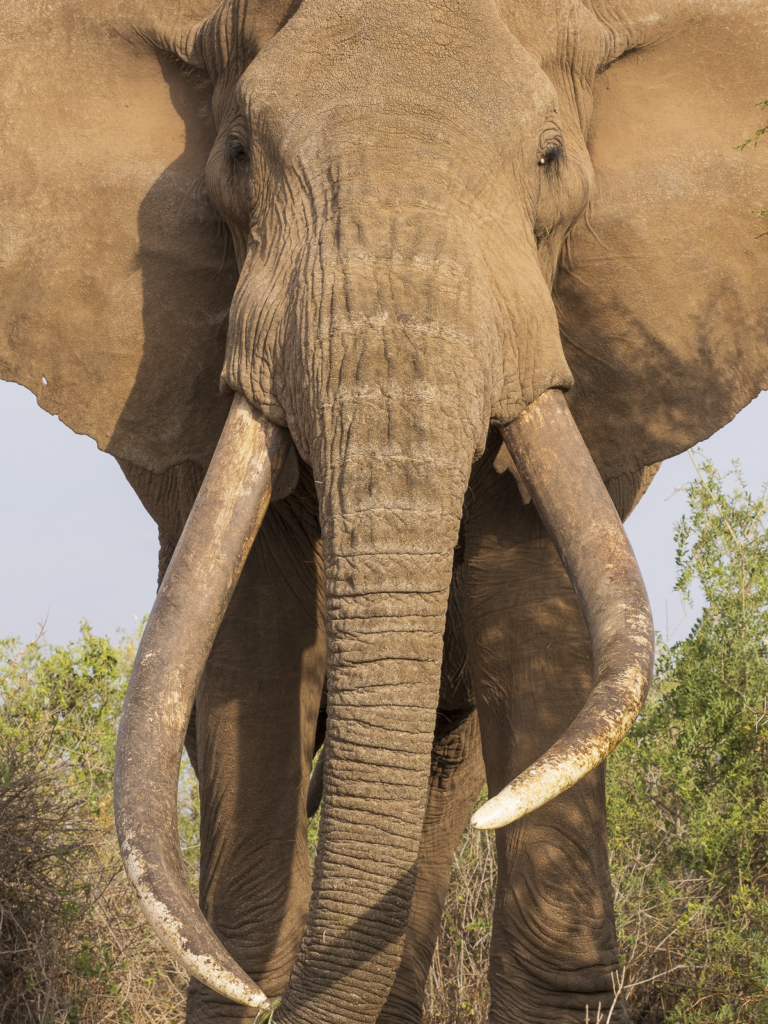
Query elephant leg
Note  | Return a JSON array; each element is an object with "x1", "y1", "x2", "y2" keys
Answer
[
  {"x1": 463, "y1": 439, "x2": 626, "y2": 1024},
  {"x1": 185, "y1": 468, "x2": 326, "y2": 1024},
  {"x1": 379, "y1": 560, "x2": 486, "y2": 1024}
]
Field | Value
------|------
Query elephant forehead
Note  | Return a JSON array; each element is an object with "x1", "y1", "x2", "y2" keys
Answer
[
  {"x1": 237, "y1": 0, "x2": 558, "y2": 146},
  {"x1": 496, "y1": 0, "x2": 609, "y2": 68}
]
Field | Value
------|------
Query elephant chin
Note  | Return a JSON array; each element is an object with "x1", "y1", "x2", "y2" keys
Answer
[
  {"x1": 472, "y1": 388, "x2": 654, "y2": 830},
  {"x1": 112, "y1": 387, "x2": 653, "y2": 1009}
]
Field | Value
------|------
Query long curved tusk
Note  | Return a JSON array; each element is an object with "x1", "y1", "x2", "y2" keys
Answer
[
  {"x1": 114, "y1": 394, "x2": 289, "y2": 1009},
  {"x1": 472, "y1": 389, "x2": 654, "y2": 831}
]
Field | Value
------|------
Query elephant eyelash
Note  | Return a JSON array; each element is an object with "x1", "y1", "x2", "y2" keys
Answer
[
  {"x1": 538, "y1": 144, "x2": 564, "y2": 171},
  {"x1": 226, "y1": 137, "x2": 249, "y2": 164}
]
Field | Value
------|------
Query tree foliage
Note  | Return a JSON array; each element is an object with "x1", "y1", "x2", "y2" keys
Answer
[
  {"x1": 608, "y1": 458, "x2": 768, "y2": 1021},
  {"x1": 737, "y1": 98, "x2": 768, "y2": 234}
]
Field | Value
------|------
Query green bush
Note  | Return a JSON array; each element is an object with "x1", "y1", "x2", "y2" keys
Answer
[
  {"x1": 0, "y1": 624, "x2": 199, "y2": 1023},
  {"x1": 607, "y1": 457, "x2": 768, "y2": 1021}
]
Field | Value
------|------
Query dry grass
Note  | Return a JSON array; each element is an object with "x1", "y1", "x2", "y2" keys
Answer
[
  {"x1": 0, "y1": 735, "x2": 194, "y2": 1024},
  {"x1": 424, "y1": 821, "x2": 495, "y2": 1023}
]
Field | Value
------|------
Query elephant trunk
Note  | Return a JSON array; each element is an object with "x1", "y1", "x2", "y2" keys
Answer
[{"x1": 276, "y1": 370, "x2": 473, "y2": 1023}]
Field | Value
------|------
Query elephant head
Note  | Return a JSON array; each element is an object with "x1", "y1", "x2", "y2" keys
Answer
[{"x1": 1, "y1": 0, "x2": 766, "y2": 1020}]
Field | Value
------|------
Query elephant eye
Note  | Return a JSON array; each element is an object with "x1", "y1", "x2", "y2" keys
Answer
[
  {"x1": 226, "y1": 137, "x2": 249, "y2": 165},
  {"x1": 538, "y1": 144, "x2": 564, "y2": 170}
]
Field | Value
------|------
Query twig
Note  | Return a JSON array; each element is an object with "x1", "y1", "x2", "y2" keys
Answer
[
  {"x1": 625, "y1": 963, "x2": 686, "y2": 990},
  {"x1": 585, "y1": 968, "x2": 626, "y2": 1023}
]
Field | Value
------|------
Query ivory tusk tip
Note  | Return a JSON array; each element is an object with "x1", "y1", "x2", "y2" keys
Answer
[
  {"x1": 256, "y1": 996, "x2": 282, "y2": 1022},
  {"x1": 470, "y1": 809, "x2": 493, "y2": 831},
  {"x1": 471, "y1": 798, "x2": 523, "y2": 831},
  {"x1": 470, "y1": 769, "x2": 563, "y2": 830},
  {"x1": 246, "y1": 994, "x2": 273, "y2": 1012}
]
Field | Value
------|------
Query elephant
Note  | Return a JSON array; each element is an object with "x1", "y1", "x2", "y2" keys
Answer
[{"x1": 1, "y1": 0, "x2": 766, "y2": 1021}]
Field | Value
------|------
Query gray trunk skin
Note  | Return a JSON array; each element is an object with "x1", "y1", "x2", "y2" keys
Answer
[
  {"x1": 282, "y1": 458, "x2": 462, "y2": 1022},
  {"x1": 275, "y1": 295, "x2": 482, "y2": 1024}
]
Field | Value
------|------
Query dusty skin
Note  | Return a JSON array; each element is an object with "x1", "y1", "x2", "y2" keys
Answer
[{"x1": 1, "y1": 1, "x2": 766, "y2": 1022}]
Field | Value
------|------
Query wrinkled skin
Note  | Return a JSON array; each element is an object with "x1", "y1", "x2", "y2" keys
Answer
[{"x1": 1, "y1": 0, "x2": 766, "y2": 1022}]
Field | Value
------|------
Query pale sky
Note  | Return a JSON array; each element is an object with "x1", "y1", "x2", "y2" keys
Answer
[{"x1": 1, "y1": 379, "x2": 766, "y2": 649}]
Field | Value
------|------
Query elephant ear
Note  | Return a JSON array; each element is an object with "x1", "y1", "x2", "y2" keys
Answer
[
  {"x1": 555, "y1": 0, "x2": 768, "y2": 482},
  {"x1": 1, "y1": 0, "x2": 237, "y2": 474}
]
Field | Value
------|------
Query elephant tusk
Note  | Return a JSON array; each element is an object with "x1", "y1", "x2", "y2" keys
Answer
[
  {"x1": 114, "y1": 394, "x2": 289, "y2": 1008},
  {"x1": 472, "y1": 389, "x2": 654, "y2": 831}
]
